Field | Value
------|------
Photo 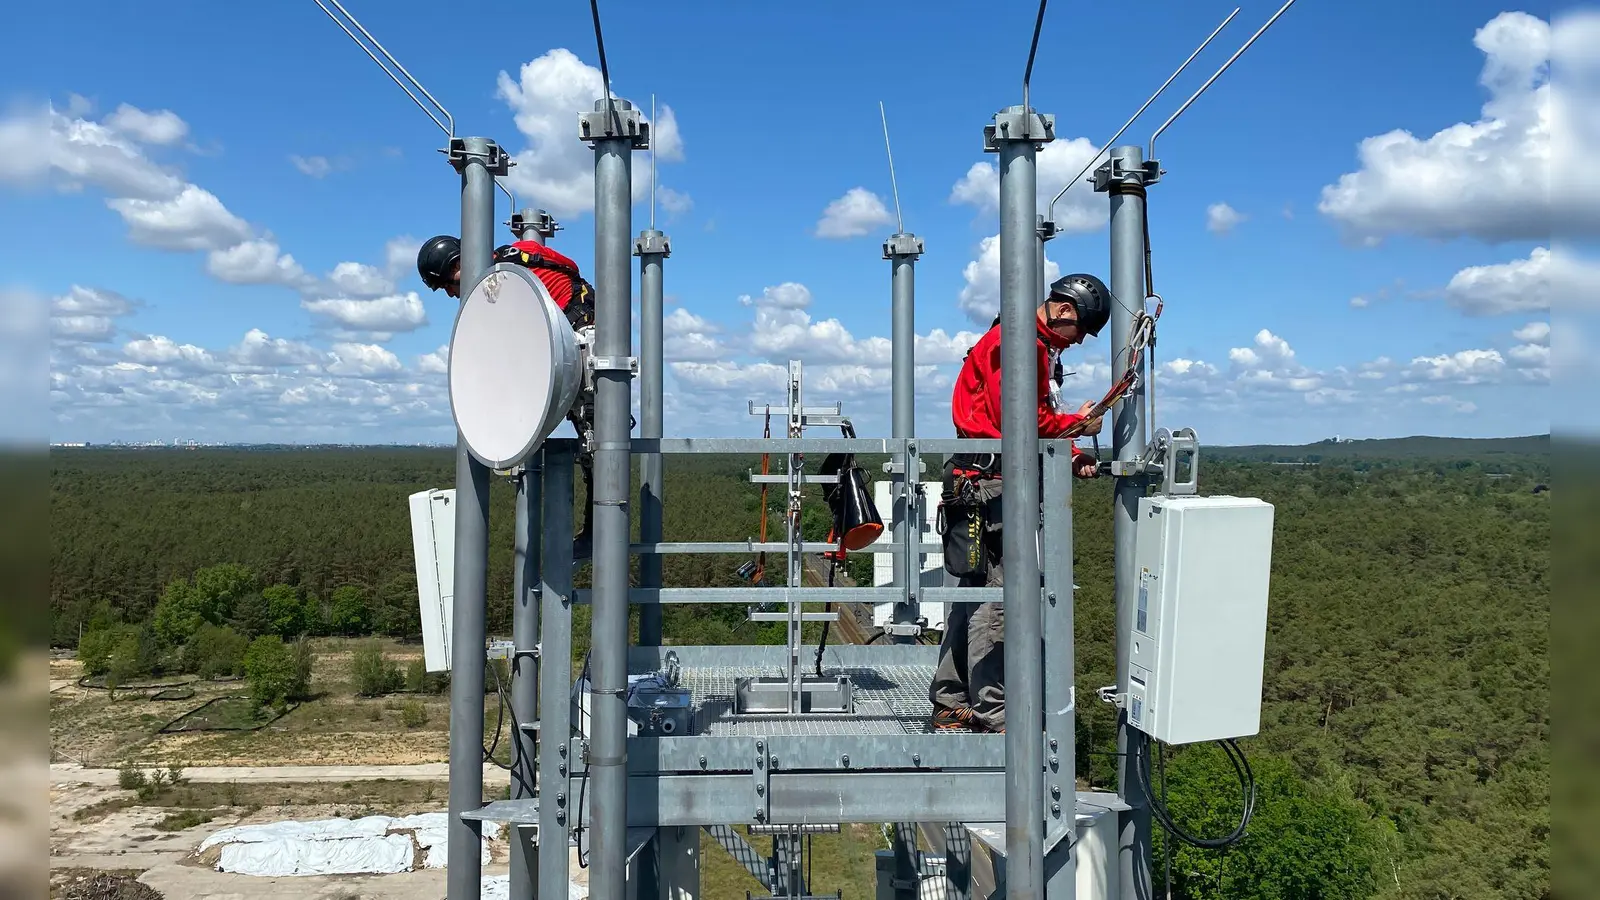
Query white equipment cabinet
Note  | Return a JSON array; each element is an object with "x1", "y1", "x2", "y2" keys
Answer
[
  {"x1": 1126, "y1": 494, "x2": 1275, "y2": 745},
  {"x1": 408, "y1": 488, "x2": 457, "y2": 672}
]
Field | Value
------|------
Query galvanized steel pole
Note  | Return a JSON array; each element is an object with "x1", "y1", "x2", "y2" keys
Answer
[
  {"x1": 508, "y1": 205, "x2": 550, "y2": 900},
  {"x1": 509, "y1": 450, "x2": 541, "y2": 900},
  {"x1": 581, "y1": 97, "x2": 646, "y2": 900},
  {"x1": 1101, "y1": 144, "x2": 1154, "y2": 900},
  {"x1": 885, "y1": 231, "x2": 924, "y2": 644},
  {"x1": 636, "y1": 227, "x2": 670, "y2": 646},
  {"x1": 446, "y1": 134, "x2": 501, "y2": 900},
  {"x1": 985, "y1": 104, "x2": 1054, "y2": 898}
]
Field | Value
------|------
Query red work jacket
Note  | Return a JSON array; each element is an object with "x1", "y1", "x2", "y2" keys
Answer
[
  {"x1": 951, "y1": 318, "x2": 1089, "y2": 458},
  {"x1": 500, "y1": 240, "x2": 583, "y2": 310}
]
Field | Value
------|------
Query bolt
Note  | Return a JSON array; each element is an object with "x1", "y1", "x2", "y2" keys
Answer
[
  {"x1": 757, "y1": 784, "x2": 765, "y2": 795},
  {"x1": 913, "y1": 754, "x2": 922, "y2": 766},
  {"x1": 769, "y1": 755, "x2": 778, "y2": 767},
  {"x1": 557, "y1": 792, "x2": 566, "y2": 804},
  {"x1": 1050, "y1": 739, "x2": 1058, "y2": 751},
  {"x1": 699, "y1": 756, "x2": 707, "y2": 768},
  {"x1": 757, "y1": 741, "x2": 765, "y2": 751},
  {"x1": 841, "y1": 755, "x2": 850, "y2": 767},
  {"x1": 1052, "y1": 802, "x2": 1062, "y2": 816},
  {"x1": 1050, "y1": 755, "x2": 1059, "y2": 768},
  {"x1": 559, "y1": 745, "x2": 568, "y2": 757},
  {"x1": 1052, "y1": 785, "x2": 1061, "y2": 799},
  {"x1": 757, "y1": 757, "x2": 764, "y2": 769}
]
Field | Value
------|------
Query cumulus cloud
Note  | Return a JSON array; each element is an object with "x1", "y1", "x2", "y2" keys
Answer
[
  {"x1": 229, "y1": 328, "x2": 323, "y2": 368},
  {"x1": 206, "y1": 238, "x2": 312, "y2": 287},
  {"x1": 327, "y1": 261, "x2": 395, "y2": 298},
  {"x1": 950, "y1": 134, "x2": 1105, "y2": 234},
  {"x1": 957, "y1": 234, "x2": 1061, "y2": 325},
  {"x1": 417, "y1": 345, "x2": 450, "y2": 375},
  {"x1": 105, "y1": 104, "x2": 188, "y2": 146},
  {"x1": 107, "y1": 184, "x2": 252, "y2": 251},
  {"x1": 300, "y1": 292, "x2": 428, "y2": 340},
  {"x1": 816, "y1": 187, "x2": 894, "y2": 239},
  {"x1": 1440, "y1": 246, "x2": 1600, "y2": 315},
  {"x1": 1318, "y1": 11, "x2": 1596, "y2": 243},
  {"x1": 0, "y1": 100, "x2": 184, "y2": 199},
  {"x1": 48, "y1": 286, "x2": 138, "y2": 345},
  {"x1": 494, "y1": 48, "x2": 689, "y2": 219},
  {"x1": 1403, "y1": 349, "x2": 1508, "y2": 384},
  {"x1": 663, "y1": 307, "x2": 725, "y2": 361},
  {"x1": 1206, "y1": 202, "x2": 1245, "y2": 235}
]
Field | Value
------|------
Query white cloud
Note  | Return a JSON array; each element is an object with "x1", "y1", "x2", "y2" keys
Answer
[
  {"x1": 301, "y1": 292, "x2": 428, "y2": 339},
  {"x1": 290, "y1": 154, "x2": 333, "y2": 178},
  {"x1": 1420, "y1": 395, "x2": 1479, "y2": 414},
  {"x1": 957, "y1": 234, "x2": 1061, "y2": 325},
  {"x1": 815, "y1": 187, "x2": 893, "y2": 239},
  {"x1": 328, "y1": 261, "x2": 395, "y2": 298},
  {"x1": 229, "y1": 328, "x2": 323, "y2": 368},
  {"x1": 495, "y1": 49, "x2": 689, "y2": 219},
  {"x1": 950, "y1": 134, "x2": 1106, "y2": 235},
  {"x1": 0, "y1": 100, "x2": 183, "y2": 199},
  {"x1": 662, "y1": 307, "x2": 724, "y2": 362},
  {"x1": 105, "y1": 104, "x2": 188, "y2": 146},
  {"x1": 1514, "y1": 321, "x2": 1550, "y2": 344},
  {"x1": 51, "y1": 315, "x2": 116, "y2": 343},
  {"x1": 327, "y1": 342, "x2": 403, "y2": 379},
  {"x1": 1318, "y1": 12, "x2": 1595, "y2": 243},
  {"x1": 48, "y1": 286, "x2": 137, "y2": 344},
  {"x1": 1444, "y1": 247, "x2": 1552, "y2": 315},
  {"x1": 1206, "y1": 202, "x2": 1245, "y2": 235},
  {"x1": 206, "y1": 238, "x2": 311, "y2": 287},
  {"x1": 385, "y1": 235, "x2": 420, "y2": 284},
  {"x1": 122, "y1": 334, "x2": 218, "y2": 372},
  {"x1": 108, "y1": 184, "x2": 252, "y2": 251},
  {"x1": 1403, "y1": 349, "x2": 1507, "y2": 384},
  {"x1": 417, "y1": 345, "x2": 450, "y2": 375}
]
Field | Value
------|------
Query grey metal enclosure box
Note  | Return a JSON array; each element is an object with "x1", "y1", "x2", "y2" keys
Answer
[{"x1": 1127, "y1": 495, "x2": 1275, "y2": 745}]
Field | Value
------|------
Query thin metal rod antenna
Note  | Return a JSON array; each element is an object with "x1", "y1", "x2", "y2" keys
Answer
[
  {"x1": 314, "y1": 0, "x2": 454, "y2": 139},
  {"x1": 1046, "y1": 6, "x2": 1240, "y2": 222},
  {"x1": 498, "y1": 180, "x2": 515, "y2": 215},
  {"x1": 1150, "y1": 0, "x2": 1299, "y2": 159},
  {"x1": 1021, "y1": 0, "x2": 1050, "y2": 117},
  {"x1": 650, "y1": 94, "x2": 657, "y2": 231},
  {"x1": 590, "y1": 0, "x2": 621, "y2": 133},
  {"x1": 879, "y1": 101, "x2": 904, "y2": 234}
]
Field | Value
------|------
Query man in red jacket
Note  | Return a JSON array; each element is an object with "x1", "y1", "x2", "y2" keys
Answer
[
  {"x1": 930, "y1": 273, "x2": 1109, "y2": 733},
  {"x1": 417, "y1": 234, "x2": 600, "y2": 557}
]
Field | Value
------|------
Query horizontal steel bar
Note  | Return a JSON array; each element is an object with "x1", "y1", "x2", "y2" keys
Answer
[
  {"x1": 748, "y1": 823, "x2": 840, "y2": 835},
  {"x1": 749, "y1": 474, "x2": 839, "y2": 484},
  {"x1": 619, "y1": 733, "x2": 1006, "y2": 774},
  {"x1": 571, "y1": 587, "x2": 1004, "y2": 605},
  {"x1": 630, "y1": 438, "x2": 1076, "y2": 456},
  {"x1": 628, "y1": 643, "x2": 940, "y2": 670},
  {"x1": 629, "y1": 541, "x2": 839, "y2": 555},
  {"x1": 747, "y1": 612, "x2": 837, "y2": 622},
  {"x1": 750, "y1": 403, "x2": 842, "y2": 416}
]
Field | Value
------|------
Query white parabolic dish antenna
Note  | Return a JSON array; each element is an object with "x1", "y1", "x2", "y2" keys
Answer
[{"x1": 448, "y1": 263, "x2": 583, "y2": 469}]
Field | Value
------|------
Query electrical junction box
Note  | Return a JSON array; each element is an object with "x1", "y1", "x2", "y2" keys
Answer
[
  {"x1": 869, "y1": 480, "x2": 949, "y2": 632},
  {"x1": 1126, "y1": 495, "x2": 1274, "y2": 745},
  {"x1": 408, "y1": 488, "x2": 456, "y2": 673}
]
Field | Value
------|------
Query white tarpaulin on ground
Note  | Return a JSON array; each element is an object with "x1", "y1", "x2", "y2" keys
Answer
[
  {"x1": 200, "y1": 813, "x2": 490, "y2": 877},
  {"x1": 218, "y1": 834, "x2": 414, "y2": 877}
]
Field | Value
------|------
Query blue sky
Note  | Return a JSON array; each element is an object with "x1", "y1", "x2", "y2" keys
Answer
[{"x1": 5, "y1": 0, "x2": 1586, "y2": 446}]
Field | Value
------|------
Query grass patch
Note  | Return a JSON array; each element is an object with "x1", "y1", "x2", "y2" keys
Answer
[
  {"x1": 70, "y1": 778, "x2": 447, "y2": 825},
  {"x1": 154, "y1": 809, "x2": 215, "y2": 832},
  {"x1": 698, "y1": 823, "x2": 887, "y2": 898},
  {"x1": 150, "y1": 687, "x2": 196, "y2": 701},
  {"x1": 158, "y1": 696, "x2": 285, "y2": 733}
]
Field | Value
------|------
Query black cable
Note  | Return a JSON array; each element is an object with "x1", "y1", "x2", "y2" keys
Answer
[
  {"x1": 1159, "y1": 742, "x2": 1172, "y2": 899},
  {"x1": 1135, "y1": 735, "x2": 1256, "y2": 850},
  {"x1": 487, "y1": 654, "x2": 536, "y2": 798},
  {"x1": 813, "y1": 556, "x2": 839, "y2": 676}
]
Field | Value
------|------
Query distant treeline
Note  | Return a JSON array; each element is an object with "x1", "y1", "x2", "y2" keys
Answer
[{"x1": 49, "y1": 444, "x2": 1549, "y2": 899}]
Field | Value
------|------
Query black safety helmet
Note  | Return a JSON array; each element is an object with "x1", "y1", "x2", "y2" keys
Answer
[
  {"x1": 417, "y1": 235, "x2": 461, "y2": 291},
  {"x1": 1047, "y1": 273, "x2": 1112, "y2": 337}
]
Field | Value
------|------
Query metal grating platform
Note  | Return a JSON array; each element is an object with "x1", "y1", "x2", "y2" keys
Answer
[{"x1": 675, "y1": 663, "x2": 976, "y2": 735}]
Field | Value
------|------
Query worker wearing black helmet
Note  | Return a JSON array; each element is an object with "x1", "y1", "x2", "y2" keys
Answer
[{"x1": 929, "y1": 273, "x2": 1109, "y2": 733}]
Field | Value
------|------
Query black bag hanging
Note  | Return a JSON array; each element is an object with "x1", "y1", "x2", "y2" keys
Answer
[{"x1": 819, "y1": 423, "x2": 884, "y2": 552}]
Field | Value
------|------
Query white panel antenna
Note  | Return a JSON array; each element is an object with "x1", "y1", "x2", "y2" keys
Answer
[
  {"x1": 870, "y1": 480, "x2": 948, "y2": 632},
  {"x1": 449, "y1": 264, "x2": 584, "y2": 470},
  {"x1": 408, "y1": 488, "x2": 457, "y2": 672}
]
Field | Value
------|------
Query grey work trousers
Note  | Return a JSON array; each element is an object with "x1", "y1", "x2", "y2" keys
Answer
[{"x1": 929, "y1": 477, "x2": 1006, "y2": 731}]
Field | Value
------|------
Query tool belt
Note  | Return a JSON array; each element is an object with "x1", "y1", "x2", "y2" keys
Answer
[{"x1": 936, "y1": 456, "x2": 1004, "y2": 579}]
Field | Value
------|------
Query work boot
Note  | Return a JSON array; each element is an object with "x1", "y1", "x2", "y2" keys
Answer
[{"x1": 930, "y1": 705, "x2": 978, "y2": 731}]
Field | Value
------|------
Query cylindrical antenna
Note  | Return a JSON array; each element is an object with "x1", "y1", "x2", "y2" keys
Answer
[
  {"x1": 314, "y1": 0, "x2": 454, "y2": 139},
  {"x1": 590, "y1": 0, "x2": 621, "y2": 134},
  {"x1": 1022, "y1": 0, "x2": 1050, "y2": 118},
  {"x1": 650, "y1": 94, "x2": 657, "y2": 230},
  {"x1": 1150, "y1": 0, "x2": 1299, "y2": 160},
  {"x1": 879, "y1": 101, "x2": 904, "y2": 234},
  {"x1": 1047, "y1": 7, "x2": 1240, "y2": 223}
]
